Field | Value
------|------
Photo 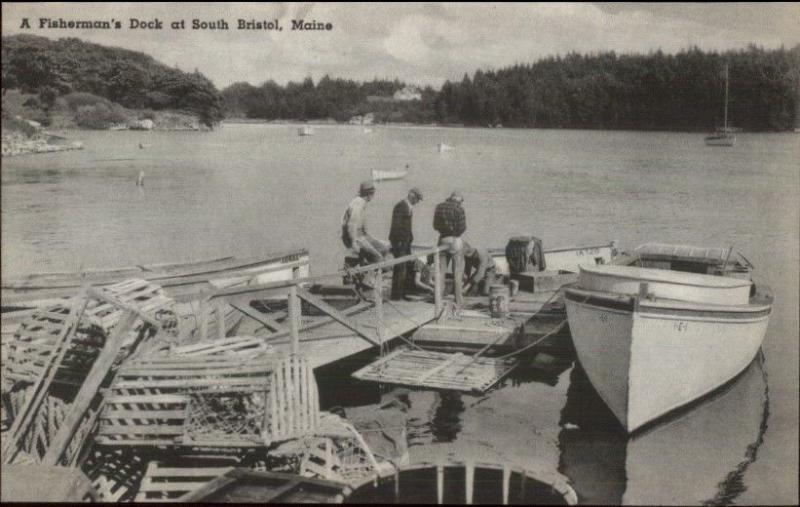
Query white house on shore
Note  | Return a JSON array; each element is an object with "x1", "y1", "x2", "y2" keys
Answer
[{"x1": 393, "y1": 86, "x2": 422, "y2": 101}]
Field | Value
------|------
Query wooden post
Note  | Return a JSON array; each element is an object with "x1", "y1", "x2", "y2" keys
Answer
[
  {"x1": 198, "y1": 298, "x2": 209, "y2": 341},
  {"x1": 289, "y1": 286, "x2": 300, "y2": 355},
  {"x1": 465, "y1": 460, "x2": 474, "y2": 505},
  {"x1": 374, "y1": 268, "x2": 384, "y2": 352},
  {"x1": 289, "y1": 268, "x2": 301, "y2": 355},
  {"x1": 215, "y1": 300, "x2": 226, "y2": 340},
  {"x1": 43, "y1": 310, "x2": 139, "y2": 466},
  {"x1": 437, "y1": 464, "x2": 444, "y2": 504},
  {"x1": 434, "y1": 249, "x2": 443, "y2": 318},
  {"x1": 502, "y1": 465, "x2": 510, "y2": 505}
]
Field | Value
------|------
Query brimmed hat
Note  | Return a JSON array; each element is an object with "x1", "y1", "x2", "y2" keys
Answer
[
  {"x1": 359, "y1": 180, "x2": 376, "y2": 195},
  {"x1": 409, "y1": 187, "x2": 423, "y2": 200}
]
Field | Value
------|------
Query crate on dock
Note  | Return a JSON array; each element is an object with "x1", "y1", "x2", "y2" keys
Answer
[
  {"x1": 351, "y1": 346, "x2": 518, "y2": 393},
  {"x1": 513, "y1": 270, "x2": 577, "y2": 293}
]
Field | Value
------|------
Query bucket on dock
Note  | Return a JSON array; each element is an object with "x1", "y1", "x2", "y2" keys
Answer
[{"x1": 489, "y1": 285, "x2": 510, "y2": 318}]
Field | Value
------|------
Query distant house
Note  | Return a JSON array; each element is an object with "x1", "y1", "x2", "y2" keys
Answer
[
  {"x1": 348, "y1": 113, "x2": 375, "y2": 125},
  {"x1": 366, "y1": 95, "x2": 393, "y2": 103},
  {"x1": 393, "y1": 86, "x2": 421, "y2": 101},
  {"x1": 129, "y1": 119, "x2": 154, "y2": 131}
]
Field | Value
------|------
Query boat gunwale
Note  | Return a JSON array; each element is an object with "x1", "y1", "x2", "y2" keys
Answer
[
  {"x1": 564, "y1": 286, "x2": 771, "y2": 316},
  {"x1": 2, "y1": 249, "x2": 310, "y2": 290},
  {"x1": 578, "y1": 264, "x2": 752, "y2": 289},
  {"x1": 488, "y1": 242, "x2": 614, "y2": 256}
]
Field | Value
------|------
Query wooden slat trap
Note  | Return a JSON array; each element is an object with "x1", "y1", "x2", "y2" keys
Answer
[
  {"x1": 2, "y1": 279, "x2": 176, "y2": 387},
  {"x1": 82, "y1": 448, "x2": 148, "y2": 502},
  {"x1": 1, "y1": 279, "x2": 176, "y2": 466},
  {"x1": 135, "y1": 458, "x2": 237, "y2": 502},
  {"x1": 352, "y1": 346, "x2": 518, "y2": 393},
  {"x1": 97, "y1": 350, "x2": 320, "y2": 448}
]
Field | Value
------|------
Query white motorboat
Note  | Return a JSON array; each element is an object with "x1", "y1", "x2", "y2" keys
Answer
[
  {"x1": 298, "y1": 126, "x2": 314, "y2": 136},
  {"x1": 564, "y1": 243, "x2": 772, "y2": 432},
  {"x1": 437, "y1": 142, "x2": 454, "y2": 152}
]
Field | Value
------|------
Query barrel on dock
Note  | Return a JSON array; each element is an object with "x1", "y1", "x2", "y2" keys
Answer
[{"x1": 346, "y1": 461, "x2": 577, "y2": 505}]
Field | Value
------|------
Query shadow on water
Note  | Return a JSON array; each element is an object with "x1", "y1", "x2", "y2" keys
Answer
[
  {"x1": 558, "y1": 355, "x2": 769, "y2": 505},
  {"x1": 6, "y1": 168, "x2": 64, "y2": 185},
  {"x1": 311, "y1": 331, "x2": 768, "y2": 505},
  {"x1": 313, "y1": 345, "x2": 468, "y2": 445}
]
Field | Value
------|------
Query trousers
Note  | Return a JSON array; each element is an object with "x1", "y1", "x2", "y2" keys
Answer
[
  {"x1": 438, "y1": 236, "x2": 464, "y2": 306},
  {"x1": 390, "y1": 241, "x2": 412, "y2": 300}
]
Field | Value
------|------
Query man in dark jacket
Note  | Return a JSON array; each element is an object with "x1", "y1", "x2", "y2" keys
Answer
[
  {"x1": 389, "y1": 187, "x2": 423, "y2": 300},
  {"x1": 433, "y1": 191, "x2": 467, "y2": 306}
]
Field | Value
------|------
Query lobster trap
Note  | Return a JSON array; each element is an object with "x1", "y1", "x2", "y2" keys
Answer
[{"x1": 96, "y1": 351, "x2": 320, "y2": 448}]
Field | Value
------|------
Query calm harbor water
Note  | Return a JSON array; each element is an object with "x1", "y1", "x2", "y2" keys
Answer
[{"x1": 2, "y1": 124, "x2": 798, "y2": 504}]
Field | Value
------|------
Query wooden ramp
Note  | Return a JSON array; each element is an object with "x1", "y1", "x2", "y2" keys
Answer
[
  {"x1": 237, "y1": 299, "x2": 436, "y2": 369},
  {"x1": 351, "y1": 346, "x2": 518, "y2": 393}
]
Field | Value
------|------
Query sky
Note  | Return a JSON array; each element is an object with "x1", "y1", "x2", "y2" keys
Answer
[{"x1": 2, "y1": 2, "x2": 799, "y2": 89}]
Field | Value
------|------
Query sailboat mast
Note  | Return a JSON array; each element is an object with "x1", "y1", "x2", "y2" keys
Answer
[{"x1": 723, "y1": 64, "x2": 729, "y2": 131}]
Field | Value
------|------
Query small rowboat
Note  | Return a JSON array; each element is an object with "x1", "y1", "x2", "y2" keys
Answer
[
  {"x1": 1, "y1": 249, "x2": 310, "y2": 340},
  {"x1": 372, "y1": 169, "x2": 407, "y2": 181}
]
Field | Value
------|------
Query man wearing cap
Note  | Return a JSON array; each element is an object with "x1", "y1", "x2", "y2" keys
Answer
[
  {"x1": 433, "y1": 191, "x2": 467, "y2": 306},
  {"x1": 389, "y1": 187, "x2": 423, "y2": 300},
  {"x1": 342, "y1": 180, "x2": 390, "y2": 265}
]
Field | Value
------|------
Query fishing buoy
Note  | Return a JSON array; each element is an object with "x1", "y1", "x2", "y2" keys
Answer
[{"x1": 136, "y1": 170, "x2": 145, "y2": 187}]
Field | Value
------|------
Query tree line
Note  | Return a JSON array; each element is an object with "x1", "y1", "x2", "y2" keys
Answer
[
  {"x1": 2, "y1": 35, "x2": 797, "y2": 132},
  {"x1": 1, "y1": 34, "x2": 224, "y2": 126},
  {"x1": 224, "y1": 45, "x2": 799, "y2": 131},
  {"x1": 221, "y1": 77, "x2": 439, "y2": 124},
  {"x1": 434, "y1": 45, "x2": 799, "y2": 131}
]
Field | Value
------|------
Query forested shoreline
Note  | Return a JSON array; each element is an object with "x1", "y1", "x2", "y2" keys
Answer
[
  {"x1": 2, "y1": 34, "x2": 224, "y2": 128},
  {"x1": 2, "y1": 34, "x2": 798, "y2": 132},
  {"x1": 223, "y1": 45, "x2": 800, "y2": 132}
]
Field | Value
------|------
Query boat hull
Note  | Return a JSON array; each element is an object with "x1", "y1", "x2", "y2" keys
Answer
[
  {"x1": 371, "y1": 170, "x2": 407, "y2": 181},
  {"x1": 704, "y1": 135, "x2": 735, "y2": 147},
  {"x1": 565, "y1": 291, "x2": 770, "y2": 432},
  {"x1": 2, "y1": 249, "x2": 309, "y2": 309}
]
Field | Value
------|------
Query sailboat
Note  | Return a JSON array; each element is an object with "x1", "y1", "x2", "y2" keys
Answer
[{"x1": 705, "y1": 64, "x2": 736, "y2": 147}]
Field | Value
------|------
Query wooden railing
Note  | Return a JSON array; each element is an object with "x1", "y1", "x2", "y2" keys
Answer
[{"x1": 187, "y1": 245, "x2": 450, "y2": 353}]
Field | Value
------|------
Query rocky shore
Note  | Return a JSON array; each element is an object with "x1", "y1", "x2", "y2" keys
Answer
[{"x1": 1, "y1": 131, "x2": 84, "y2": 157}]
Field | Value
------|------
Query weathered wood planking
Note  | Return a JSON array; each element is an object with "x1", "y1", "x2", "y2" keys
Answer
[
  {"x1": 237, "y1": 299, "x2": 436, "y2": 369},
  {"x1": 352, "y1": 346, "x2": 518, "y2": 393},
  {"x1": 135, "y1": 459, "x2": 237, "y2": 502}
]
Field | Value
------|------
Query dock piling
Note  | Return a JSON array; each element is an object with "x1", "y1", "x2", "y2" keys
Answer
[{"x1": 434, "y1": 249, "x2": 442, "y2": 318}]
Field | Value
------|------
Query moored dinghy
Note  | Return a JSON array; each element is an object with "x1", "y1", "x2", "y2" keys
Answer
[{"x1": 564, "y1": 246, "x2": 772, "y2": 433}]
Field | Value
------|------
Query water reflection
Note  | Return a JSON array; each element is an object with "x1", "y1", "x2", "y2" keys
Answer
[
  {"x1": 558, "y1": 355, "x2": 768, "y2": 505},
  {"x1": 8, "y1": 168, "x2": 64, "y2": 185}
]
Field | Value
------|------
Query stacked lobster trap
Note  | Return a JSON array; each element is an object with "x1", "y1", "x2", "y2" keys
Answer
[{"x1": 1, "y1": 277, "x2": 397, "y2": 502}]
